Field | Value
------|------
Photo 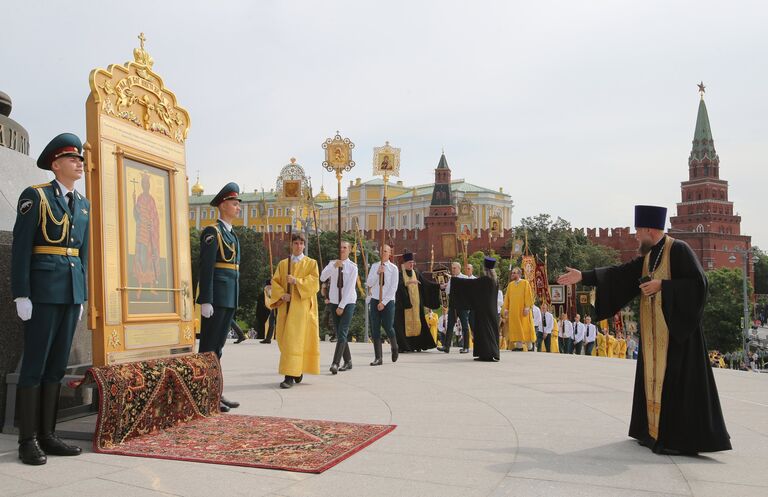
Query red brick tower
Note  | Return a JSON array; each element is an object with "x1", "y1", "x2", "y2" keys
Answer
[
  {"x1": 424, "y1": 152, "x2": 458, "y2": 259},
  {"x1": 669, "y1": 83, "x2": 751, "y2": 271}
]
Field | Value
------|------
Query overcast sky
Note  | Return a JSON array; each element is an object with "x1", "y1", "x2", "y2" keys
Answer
[{"x1": 2, "y1": 0, "x2": 766, "y2": 247}]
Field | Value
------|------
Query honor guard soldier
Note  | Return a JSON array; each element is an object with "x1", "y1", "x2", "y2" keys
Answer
[
  {"x1": 12, "y1": 133, "x2": 90, "y2": 465},
  {"x1": 197, "y1": 182, "x2": 241, "y2": 412}
]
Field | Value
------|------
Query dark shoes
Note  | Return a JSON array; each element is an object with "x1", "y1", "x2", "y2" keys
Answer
[
  {"x1": 339, "y1": 362, "x2": 353, "y2": 371},
  {"x1": 370, "y1": 358, "x2": 382, "y2": 366},
  {"x1": 234, "y1": 336, "x2": 246, "y2": 344},
  {"x1": 38, "y1": 434, "x2": 81, "y2": 456},
  {"x1": 260, "y1": 339, "x2": 271, "y2": 344},
  {"x1": 19, "y1": 439, "x2": 46, "y2": 465},
  {"x1": 294, "y1": 375, "x2": 303, "y2": 384},
  {"x1": 219, "y1": 402, "x2": 230, "y2": 412},
  {"x1": 460, "y1": 348, "x2": 469, "y2": 354},
  {"x1": 437, "y1": 346, "x2": 450, "y2": 353},
  {"x1": 391, "y1": 341, "x2": 399, "y2": 363},
  {"x1": 330, "y1": 363, "x2": 339, "y2": 375},
  {"x1": 280, "y1": 376, "x2": 295, "y2": 389},
  {"x1": 220, "y1": 396, "x2": 240, "y2": 409}
]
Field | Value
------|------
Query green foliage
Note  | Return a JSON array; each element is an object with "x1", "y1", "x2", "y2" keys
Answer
[
  {"x1": 233, "y1": 226, "x2": 269, "y2": 326},
  {"x1": 753, "y1": 246, "x2": 768, "y2": 295},
  {"x1": 703, "y1": 267, "x2": 751, "y2": 352}
]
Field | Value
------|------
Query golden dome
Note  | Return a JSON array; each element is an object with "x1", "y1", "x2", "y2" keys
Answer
[
  {"x1": 191, "y1": 173, "x2": 204, "y2": 196},
  {"x1": 314, "y1": 185, "x2": 331, "y2": 201}
]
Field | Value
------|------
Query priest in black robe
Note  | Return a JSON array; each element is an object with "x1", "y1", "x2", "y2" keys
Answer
[
  {"x1": 448, "y1": 257, "x2": 501, "y2": 362},
  {"x1": 394, "y1": 252, "x2": 440, "y2": 352},
  {"x1": 558, "y1": 205, "x2": 730, "y2": 455}
]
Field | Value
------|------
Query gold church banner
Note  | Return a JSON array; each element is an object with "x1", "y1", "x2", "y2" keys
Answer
[{"x1": 85, "y1": 34, "x2": 194, "y2": 366}]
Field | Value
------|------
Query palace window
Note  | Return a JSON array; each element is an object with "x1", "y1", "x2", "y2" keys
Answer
[
  {"x1": 251, "y1": 208, "x2": 257, "y2": 218},
  {"x1": 201, "y1": 210, "x2": 207, "y2": 220},
  {"x1": 415, "y1": 213, "x2": 421, "y2": 227},
  {"x1": 189, "y1": 211, "x2": 195, "y2": 220},
  {"x1": 403, "y1": 215, "x2": 408, "y2": 227}
]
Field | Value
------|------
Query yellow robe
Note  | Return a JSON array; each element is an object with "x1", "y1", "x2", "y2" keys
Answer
[
  {"x1": 426, "y1": 311, "x2": 439, "y2": 345},
  {"x1": 612, "y1": 336, "x2": 623, "y2": 358},
  {"x1": 596, "y1": 333, "x2": 607, "y2": 357},
  {"x1": 550, "y1": 317, "x2": 559, "y2": 353},
  {"x1": 607, "y1": 335, "x2": 617, "y2": 358},
  {"x1": 503, "y1": 280, "x2": 535, "y2": 345},
  {"x1": 268, "y1": 256, "x2": 320, "y2": 377},
  {"x1": 616, "y1": 338, "x2": 627, "y2": 359}
]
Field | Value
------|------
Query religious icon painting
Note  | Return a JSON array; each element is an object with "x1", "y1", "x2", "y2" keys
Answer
[
  {"x1": 122, "y1": 157, "x2": 176, "y2": 315},
  {"x1": 550, "y1": 285, "x2": 565, "y2": 304},
  {"x1": 283, "y1": 180, "x2": 301, "y2": 199},
  {"x1": 373, "y1": 141, "x2": 401, "y2": 177}
]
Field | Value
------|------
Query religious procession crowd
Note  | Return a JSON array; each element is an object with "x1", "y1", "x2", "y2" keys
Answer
[{"x1": 10, "y1": 133, "x2": 732, "y2": 465}]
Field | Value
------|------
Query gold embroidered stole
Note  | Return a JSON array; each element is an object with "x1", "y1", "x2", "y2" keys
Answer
[
  {"x1": 639, "y1": 236, "x2": 674, "y2": 440},
  {"x1": 402, "y1": 268, "x2": 421, "y2": 337}
]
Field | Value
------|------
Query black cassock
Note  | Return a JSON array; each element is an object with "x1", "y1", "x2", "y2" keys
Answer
[
  {"x1": 448, "y1": 276, "x2": 500, "y2": 361},
  {"x1": 394, "y1": 269, "x2": 440, "y2": 352},
  {"x1": 582, "y1": 237, "x2": 730, "y2": 454}
]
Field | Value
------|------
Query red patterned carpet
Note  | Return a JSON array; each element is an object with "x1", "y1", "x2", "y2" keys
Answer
[
  {"x1": 84, "y1": 353, "x2": 395, "y2": 473},
  {"x1": 96, "y1": 414, "x2": 395, "y2": 473}
]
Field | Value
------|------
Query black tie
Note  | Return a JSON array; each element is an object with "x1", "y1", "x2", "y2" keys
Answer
[
  {"x1": 66, "y1": 192, "x2": 74, "y2": 213},
  {"x1": 542, "y1": 314, "x2": 547, "y2": 329}
]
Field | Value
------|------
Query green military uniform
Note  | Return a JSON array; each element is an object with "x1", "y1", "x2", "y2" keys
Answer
[
  {"x1": 12, "y1": 132, "x2": 88, "y2": 465},
  {"x1": 196, "y1": 182, "x2": 241, "y2": 412}
]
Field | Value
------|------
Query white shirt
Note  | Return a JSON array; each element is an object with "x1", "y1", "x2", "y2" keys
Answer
[
  {"x1": 532, "y1": 305, "x2": 542, "y2": 330},
  {"x1": 54, "y1": 179, "x2": 74, "y2": 199},
  {"x1": 445, "y1": 273, "x2": 468, "y2": 295},
  {"x1": 573, "y1": 322, "x2": 586, "y2": 343},
  {"x1": 320, "y1": 259, "x2": 359, "y2": 308},
  {"x1": 290, "y1": 253, "x2": 305, "y2": 263},
  {"x1": 497, "y1": 290, "x2": 504, "y2": 315},
  {"x1": 543, "y1": 312, "x2": 554, "y2": 335},
  {"x1": 585, "y1": 323, "x2": 597, "y2": 343},
  {"x1": 366, "y1": 261, "x2": 399, "y2": 306},
  {"x1": 217, "y1": 218, "x2": 232, "y2": 232},
  {"x1": 438, "y1": 313, "x2": 462, "y2": 334},
  {"x1": 561, "y1": 320, "x2": 574, "y2": 338}
]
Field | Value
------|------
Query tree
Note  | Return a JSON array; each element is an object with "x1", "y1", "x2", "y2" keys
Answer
[
  {"x1": 753, "y1": 246, "x2": 768, "y2": 295},
  {"x1": 703, "y1": 268, "x2": 751, "y2": 352}
]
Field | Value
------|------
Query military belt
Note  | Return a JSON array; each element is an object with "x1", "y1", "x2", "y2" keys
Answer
[
  {"x1": 32, "y1": 246, "x2": 79, "y2": 257},
  {"x1": 214, "y1": 262, "x2": 239, "y2": 271}
]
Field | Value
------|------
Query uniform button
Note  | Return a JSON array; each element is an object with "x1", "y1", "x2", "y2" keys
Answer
[
  {"x1": 70, "y1": 262, "x2": 75, "y2": 267},
  {"x1": 71, "y1": 237, "x2": 74, "y2": 242}
]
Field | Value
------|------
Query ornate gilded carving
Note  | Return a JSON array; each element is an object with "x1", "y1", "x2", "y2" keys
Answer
[
  {"x1": 108, "y1": 329, "x2": 121, "y2": 349},
  {"x1": 89, "y1": 33, "x2": 190, "y2": 143},
  {"x1": 183, "y1": 326, "x2": 193, "y2": 341}
]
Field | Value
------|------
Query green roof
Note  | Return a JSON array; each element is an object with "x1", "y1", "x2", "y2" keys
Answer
[{"x1": 690, "y1": 98, "x2": 718, "y2": 162}]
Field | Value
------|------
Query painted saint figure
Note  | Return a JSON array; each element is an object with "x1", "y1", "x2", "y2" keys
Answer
[{"x1": 132, "y1": 172, "x2": 160, "y2": 295}]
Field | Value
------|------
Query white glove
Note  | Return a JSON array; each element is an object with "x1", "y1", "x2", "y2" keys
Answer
[
  {"x1": 79, "y1": 304, "x2": 84, "y2": 321},
  {"x1": 15, "y1": 297, "x2": 33, "y2": 321},
  {"x1": 201, "y1": 303, "x2": 214, "y2": 318}
]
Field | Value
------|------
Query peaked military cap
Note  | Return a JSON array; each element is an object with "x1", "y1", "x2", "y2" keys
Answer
[
  {"x1": 210, "y1": 182, "x2": 241, "y2": 207},
  {"x1": 37, "y1": 133, "x2": 84, "y2": 170}
]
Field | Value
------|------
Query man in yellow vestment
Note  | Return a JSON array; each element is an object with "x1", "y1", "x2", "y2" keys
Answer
[
  {"x1": 607, "y1": 332, "x2": 617, "y2": 358},
  {"x1": 502, "y1": 268, "x2": 535, "y2": 351},
  {"x1": 268, "y1": 233, "x2": 320, "y2": 389}
]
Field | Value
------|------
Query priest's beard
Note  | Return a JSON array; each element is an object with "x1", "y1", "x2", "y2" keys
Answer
[{"x1": 638, "y1": 240, "x2": 654, "y2": 256}]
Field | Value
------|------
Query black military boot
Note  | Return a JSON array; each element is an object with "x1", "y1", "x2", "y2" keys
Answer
[
  {"x1": 18, "y1": 386, "x2": 46, "y2": 465},
  {"x1": 339, "y1": 343, "x2": 353, "y2": 371},
  {"x1": 390, "y1": 335, "x2": 399, "y2": 363},
  {"x1": 330, "y1": 341, "x2": 346, "y2": 374},
  {"x1": 370, "y1": 338, "x2": 383, "y2": 366},
  {"x1": 38, "y1": 383, "x2": 81, "y2": 456}
]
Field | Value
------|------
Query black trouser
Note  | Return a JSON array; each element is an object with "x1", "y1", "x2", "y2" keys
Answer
[
  {"x1": 199, "y1": 306, "x2": 236, "y2": 358},
  {"x1": 558, "y1": 336, "x2": 566, "y2": 353},
  {"x1": 330, "y1": 303, "x2": 354, "y2": 365},
  {"x1": 574, "y1": 340, "x2": 584, "y2": 355},
  {"x1": 264, "y1": 311, "x2": 276, "y2": 340},
  {"x1": 535, "y1": 327, "x2": 543, "y2": 351},
  {"x1": 542, "y1": 333, "x2": 552, "y2": 352},
  {"x1": 231, "y1": 320, "x2": 246, "y2": 340},
  {"x1": 445, "y1": 307, "x2": 470, "y2": 350},
  {"x1": 585, "y1": 341, "x2": 595, "y2": 356},
  {"x1": 19, "y1": 303, "x2": 79, "y2": 387}
]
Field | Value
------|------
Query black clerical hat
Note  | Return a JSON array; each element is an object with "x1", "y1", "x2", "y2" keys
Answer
[
  {"x1": 402, "y1": 251, "x2": 414, "y2": 262},
  {"x1": 634, "y1": 205, "x2": 667, "y2": 230},
  {"x1": 484, "y1": 257, "x2": 497, "y2": 270},
  {"x1": 210, "y1": 182, "x2": 241, "y2": 206},
  {"x1": 37, "y1": 133, "x2": 84, "y2": 170}
]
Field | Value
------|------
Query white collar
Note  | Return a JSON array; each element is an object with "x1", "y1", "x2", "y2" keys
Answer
[
  {"x1": 291, "y1": 253, "x2": 305, "y2": 262},
  {"x1": 218, "y1": 219, "x2": 232, "y2": 232},
  {"x1": 54, "y1": 179, "x2": 74, "y2": 198}
]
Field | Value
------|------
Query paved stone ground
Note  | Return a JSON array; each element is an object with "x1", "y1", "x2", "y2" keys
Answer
[{"x1": 1, "y1": 340, "x2": 766, "y2": 497}]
